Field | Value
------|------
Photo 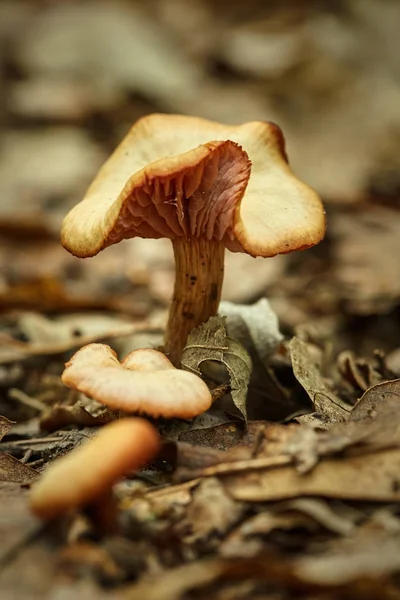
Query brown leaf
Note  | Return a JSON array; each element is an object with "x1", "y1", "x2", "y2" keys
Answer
[
  {"x1": 0, "y1": 315, "x2": 151, "y2": 364},
  {"x1": 351, "y1": 378, "x2": 400, "y2": 421},
  {"x1": 180, "y1": 477, "x2": 245, "y2": 544},
  {"x1": 178, "y1": 420, "x2": 269, "y2": 451},
  {"x1": 40, "y1": 402, "x2": 116, "y2": 432},
  {"x1": 223, "y1": 448, "x2": 400, "y2": 503},
  {"x1": 0, "y1": 416, "x2": 14, "y2": 442},
  {"x1": 0, "y1": 452, "x2": 38, "y2": 484},
  {"x1": 182, "y1": 316, "x2": 252, "y2": 421},
  {"x1": 293, "y1": 528, "x2": 400, "y2": 587},
  {"x1": 332, "y1": 205, "x2": 400, "y2": 314},
  {"x1": 289, "y1": 337, "x2": 350, "y2": 424}
]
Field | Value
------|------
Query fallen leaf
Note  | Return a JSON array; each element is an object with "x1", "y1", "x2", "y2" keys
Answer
[
  {"x1": 125, "y1": 558, "x2": 224, "y2": 600},
  {"x1": 332, "y1": 205, "x2": 400, "y2": 313},
  {"x1": 182, "y1": 316, "x2": 252, "y2": 421},
  {"x1": 178, "y1": 421, "x2": 269, "y2": 451},
  {"x1": 294, "y1": 528, "x2": 400, "y2": 587},
  {"x1": 337, "y1": 349, "x2": 382, "y2": 393},
  {"x1": 180, "y1": 477, "x2": 245, "y2": 544},
  {"x1": 279, "y1": 498, "x2": 356, "y2": 536},
  {"x1": 0, "y1": 416, "x2": 14, "y2": 442},
  {"x1": 0, "y1": 316, "x2": 151, "y2": 364},
  {"x1": 0, "y1": 452, "x2": 38, "y2": 484},
  {"x1": 290, "y1": 337, "x2": 350, "y2": 423},
  {"x1": 40, "y1": 402, "x2": 116, "y2": 433},
  {"x1": 219, "y1": 298, "x2": 283, "y2": 364},
  {"x1": 15, "y1": 3, "x2": 202, "y2": 110},
  {"x1": 0, "y1": 415, "x2": 38, "y2": 483},
  {"x1": 351, "y1": 378, "x2": 400, "y2": 421},
  {"x1": 223, "y1": 448, "x2": 400, "y2": 503},
  {"x1": 220, "y1": 510, "x2": 314, "y2": 558}
]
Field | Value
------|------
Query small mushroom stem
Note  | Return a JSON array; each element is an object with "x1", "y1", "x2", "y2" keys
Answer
[{"x1": 164, "y1": 237, "x2": 225, "y2": 366}]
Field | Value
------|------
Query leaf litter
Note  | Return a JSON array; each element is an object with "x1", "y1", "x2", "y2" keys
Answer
[{"x1": 2, "y1": 2, "x2": 400, "y2": 598}]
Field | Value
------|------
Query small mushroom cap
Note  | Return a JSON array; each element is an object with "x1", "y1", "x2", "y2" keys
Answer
[
  {"x1": 61, "y1": 343, "x2": 212, "y2": 419},
  {"x1": 30, "y1": 418, "x2": 159, "y2": 520},
  {"x1": 61, "y1": 114, "x2": 325, "y2": 259},
  {"x1": 122, "y1": 347, "x2": 174, "y2": 372}
]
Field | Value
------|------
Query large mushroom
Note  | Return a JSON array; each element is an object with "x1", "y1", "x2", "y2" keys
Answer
[{"x1": 62, "y1": 114, "x2": 325, "y2": 365}]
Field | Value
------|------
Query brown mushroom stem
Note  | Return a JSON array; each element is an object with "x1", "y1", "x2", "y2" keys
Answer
[{"x1": 164, "y1": 237, "x2": 225, "y2": 366}]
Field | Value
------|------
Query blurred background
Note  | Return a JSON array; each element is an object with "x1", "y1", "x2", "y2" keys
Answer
[{"x1": 1, "y1": 0, "x2": 400, "y2": 359}]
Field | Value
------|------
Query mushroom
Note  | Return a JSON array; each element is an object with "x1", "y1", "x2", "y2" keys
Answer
[
  {"x1": 61, "y1": 114, "x2": 325, "y2": 365},
  {"x1": 61, "y1": 343, "x2": 212, "y2": 418},
  {"x1": 30, "y1": 418, "x2": 159, "y2": 520}
]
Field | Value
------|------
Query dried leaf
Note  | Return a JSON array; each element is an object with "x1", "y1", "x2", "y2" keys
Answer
[
  {"x1": 0, "y1": 316, "x2": 151, "y2": 364},
  {"x1": 181, "y1": 477, "x2": 245, "y2": 543},
  {"x1": 280, "y1": 498, "x2": 356, "y2": 536},
  {"x1": 351, "y1": 378, "x2": 400, "y2": 421},
  {"x1": 332, "y1": 205, "x2": 400, "y2": 314},
  {"x1": 219, "y1": 298, "x2": 283, "y2": 364},
  {"x1": 223, "y1": 448, "x2": 400, "y2": 503},
  {"x1": 220, "y1": 511, "x2": 313, "y2": 558},
  {"x1": 0, "y1": 452, "x2": 38, "y2": 484},
  {"x1": 125, "y1": 558, "x2": 224, "y2": 600},
  {"x1": 182, "y1": 316, "x2": 252, "y2": 421},
  {"x1": 40, "y1": 402, "x2": 116, "y2": 432},
  {"x1": 294, "y1": 529, "x2": 400, "y2": 587},
  {"x1": 337, "y1": 349, "x2": 382, "y2": 393},
  {"x1": 0, "y1": 417, "x2": 36, "y2": 484},
  {"x1": 178, "y1": 420, "x2": 269, "y2": 451},
  {"x1": 0, "y1": 416, "x2": 14, "y2": 442},
  {"x1": 290, "y1": 337, "x2": 350, "y2": 423}
]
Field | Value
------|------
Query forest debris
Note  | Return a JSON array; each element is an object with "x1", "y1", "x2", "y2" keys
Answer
[
  {"x1": 182, "y1": 317, "x2": 252, "y2": 421},
  {"x1": 0, "y1": 415, "x2": 38, "y2": 483},
  {"x1": 57, "y1": 541, "x2": 124, "y2": 586},
  {"x1": 0, "y1": 451, "x2": 38, "y2": 484},
  {"x1": 15, "y1": 3, "x2": 202, "y2": 109},
  {"x1": 125, "y1": 537, "x2": 400, "y2": 598},
  {"x1": 220, "y1": 498, "x2": 356, "y2": 558},
  {"x1": 0, "y1": 316, "x2": 151, "y2": 364},
  {"x1": 223, "y1": 448, "x2": 400, "y2": 503},
  {"x1": 293, "y1": 528, "x2": 400, "y2": 587},
  {"x1": 220, "y1": 511, "x2": 316, "y2": 558},
  {"x1": 0, "y1": 415, "x2": 13, "y2": 440},
  {"x1": 280, "y1": 498, "x2": 357, "y2": 536},
  {"x1": 219, "y1": 298, "x2": 283, "y2": 363},
  {"x1": 337, "y1": 350, "x2": 382, "y2": 393},
  {"x1": 332, "y1": 205, "x2": 400, "y2": 313},
  {"x1": 0, "y1": 129, "x2": 104, "y2": 220},
  {"x1": 178, "y1": 420, "x2": 269, "y2": 451},
  {"x1": 350, "y1": 379, "x2": 400, "y2": 421},
  {"x1": 290, "y1": 337, "x2": 350, "y2": 423},
  {"x1": 181, "y1": 477, "x2": 245, "y2": 544},
  {"x1": 40, "y1": 402, "x2": 116, "y2": 433}
]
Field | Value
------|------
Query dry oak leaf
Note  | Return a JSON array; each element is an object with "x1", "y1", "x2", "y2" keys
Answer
[
  {"x1": 181, "y1": 316, "x2": 251, "y2": 421},
  {"x1": 0, "y1": 415, "x2": 38, "y2": 484}
]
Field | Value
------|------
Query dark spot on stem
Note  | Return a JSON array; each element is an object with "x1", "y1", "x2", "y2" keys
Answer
[
  {"x1": 210, "y1": 283, "x2": 219, "y2": 302},
  {"x1": 182, "y1": 311, "x2": 195, "y2": 320}
]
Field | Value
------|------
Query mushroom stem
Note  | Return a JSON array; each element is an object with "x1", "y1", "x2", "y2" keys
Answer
[{"x1": 164, "y1": 237, "x2": 225, "y2": 366}]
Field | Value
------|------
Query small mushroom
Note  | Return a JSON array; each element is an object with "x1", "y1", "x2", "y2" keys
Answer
[
  {"x1": 61, "y1": 343, "x2": 212, "y2": 418},
  {"x1": 30, "y1": 418, "x2": 159, "y2": 520},
  {"x1": 61, "y1": 114, "x2": 325, "y2": 365}
]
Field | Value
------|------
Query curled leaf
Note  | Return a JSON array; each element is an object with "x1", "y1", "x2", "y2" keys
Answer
[{"x1": 181, "y1": 316, "x2": 252, "y2": 421}]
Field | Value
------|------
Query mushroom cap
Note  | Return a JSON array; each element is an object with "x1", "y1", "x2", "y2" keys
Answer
[
  {"x1": 30, "y1": 418, "x2": 159, "y2": 520},
  {"x1": 61, "y1": 114, "x2": 325, "y2": 259},
  {"x1": 61, "y1": 343, "x2": 212, "y2": 419}
]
